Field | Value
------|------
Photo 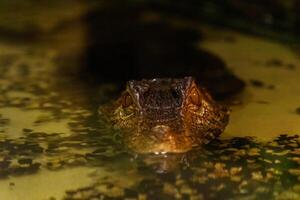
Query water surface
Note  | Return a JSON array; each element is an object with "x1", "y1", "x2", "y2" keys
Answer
[{"x1": 0, "y1": 25, "x2": 300, "y2": 200}]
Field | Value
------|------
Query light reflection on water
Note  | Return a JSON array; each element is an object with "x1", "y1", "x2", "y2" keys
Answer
[{"x1": 0, "y1": 30, "x2": 299, "y2": 200}]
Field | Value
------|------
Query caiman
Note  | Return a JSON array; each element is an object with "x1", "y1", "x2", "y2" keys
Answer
[{"x1": 99, "y1": 77, "x2": 229, "y2": 153}]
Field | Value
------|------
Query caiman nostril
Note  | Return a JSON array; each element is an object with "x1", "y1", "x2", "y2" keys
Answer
[{"x1": 151, "y1": 125, "x2": 171, "y2": 135}]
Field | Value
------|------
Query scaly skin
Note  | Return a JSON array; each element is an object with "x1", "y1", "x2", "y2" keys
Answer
[{"x1": 99, "y1": 77, "x2": 229, "y2": 153}]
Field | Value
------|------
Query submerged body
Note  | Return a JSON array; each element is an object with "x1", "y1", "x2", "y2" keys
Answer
[{"x1": 100, "y1": 77, "x2": 229, "y2": 153}]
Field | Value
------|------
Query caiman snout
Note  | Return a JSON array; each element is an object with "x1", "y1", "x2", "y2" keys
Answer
[
  {"x1": 103, "y1": 77, "x2": 230, "y2": 153},
  {"x1": 151, "y1": 125, "x2": 171, "y2": 135}
]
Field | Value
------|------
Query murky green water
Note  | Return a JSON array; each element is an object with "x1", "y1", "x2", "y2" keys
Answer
[
  {"x1": 0, "y1": 32, "x2": 298, "y2": 200},
  {"x1": 0, "y1": 6, "x2": 300, "y2": 200}
]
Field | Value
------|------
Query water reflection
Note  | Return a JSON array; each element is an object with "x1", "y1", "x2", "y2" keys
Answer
[
  {"x1": 62, "y1": 136, "x2": 300, "y2": 200},
  {"x1": 0, "y1": 64, "x2": 299, "y2": 199}
]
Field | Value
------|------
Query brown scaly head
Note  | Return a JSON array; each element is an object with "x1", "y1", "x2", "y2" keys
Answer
[{"x1": 100, "y1": 77, "x2": 229, "y2": 153}]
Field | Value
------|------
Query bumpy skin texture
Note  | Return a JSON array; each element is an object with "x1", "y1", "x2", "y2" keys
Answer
[{"x1": 100, "y1": 77, "x2": 229, "y2": 153}]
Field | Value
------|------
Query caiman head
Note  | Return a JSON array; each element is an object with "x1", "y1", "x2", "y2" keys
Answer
[{"x1": 100, "y1": 77, "x2": 229, "y2": 153}]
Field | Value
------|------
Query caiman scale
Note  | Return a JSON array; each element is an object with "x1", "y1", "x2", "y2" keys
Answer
[{"x1": 99, "y1": 77, "x2": 229, "y2": 153}]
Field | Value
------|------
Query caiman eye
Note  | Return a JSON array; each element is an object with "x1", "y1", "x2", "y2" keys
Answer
[
  {"x1": 122, "y1": 93, "x2": 133, "y2": 108},
  {"x1": 189, "y1": 86, "x2": 202, "y2": 106}
]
